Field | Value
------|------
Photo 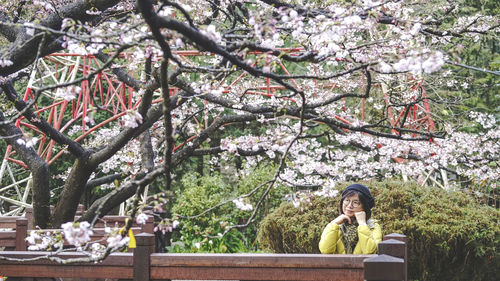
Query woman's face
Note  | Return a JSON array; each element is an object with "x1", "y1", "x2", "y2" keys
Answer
[{"x1": 342, "y1": 193, "x2": 364, "y2": 217}]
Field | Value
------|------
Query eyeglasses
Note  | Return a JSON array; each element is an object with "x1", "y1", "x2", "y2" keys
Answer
[{"x1": 343, "y1": 199, "x2": 361, "y2": 208}]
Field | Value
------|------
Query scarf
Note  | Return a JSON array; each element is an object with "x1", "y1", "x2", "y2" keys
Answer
[{"x1": 341, "y1": 221, "x2": 359, "y2": 254}]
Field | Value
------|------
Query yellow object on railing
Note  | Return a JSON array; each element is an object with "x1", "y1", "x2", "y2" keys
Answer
[{"x1": 119, "y1": 218, "x2": 136, "y2": 248}]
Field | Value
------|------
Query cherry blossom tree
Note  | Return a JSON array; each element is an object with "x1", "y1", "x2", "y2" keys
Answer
[{"x1": 0, "y1": 0, "x2": 498, "y2": 242}]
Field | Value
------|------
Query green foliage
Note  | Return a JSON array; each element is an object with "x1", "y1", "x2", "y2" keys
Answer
[
  {"x1": 169, "y1": 164, "x2": 291, "y2": 253},
  {"x1": 258, "y1": 195, "x2": 334, "y2": 253},
  {"x1": 258, "y1": 180, "x2": 499, "y2": 281}
]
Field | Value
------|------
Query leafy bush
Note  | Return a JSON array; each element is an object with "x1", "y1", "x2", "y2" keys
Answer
[
  {"x1": 170, "y1": 164, "x2": 290, "y2": 253},
  {"x1": 258, "y1": 180, "x2": 499, "y2": 281}
]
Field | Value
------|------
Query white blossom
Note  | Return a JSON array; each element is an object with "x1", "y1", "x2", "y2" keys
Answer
[
  {"x1": 172, "y1": 220, "x2": 180, "y2": 229},
  {"x1": 106, "y1": 234, "x2": 129, "y2": 248},
  {"x1": 25, "y1": 231, "x2": 62, "y2": 251},
  {"x1": 122, "y1": 110, "x2": 143, "y2": 128},
  {"x1": 422, "y1": 52, "x2": 445, "y2": 73},
  {"x1": 0, "y1": 58, "x2": 13, "y2": 67},
  {"x1": 232, "y1": 197, "x2": 253, "y2": 211},
  {"x1": 16, "y1": 137, "x2": 38, "y2": 148},
  {"x1": 136, "y1": 213, "x2": 149, "y2": 225},
  {"x1": 379, "y1": 61, "x2": 393, "y2": 73},
  {"x1": 342, "y1": 16, "x2": 362, "y2": 25},
  {"x1": 61, "y1": 221, "x2": 93, "y2": 247},
  {"x1": 410, "y1": 23, "x2": 422, "y2": 36},
  {"x1": 54, "y1": 86, "x2": 81, "y2": 101},
  {"x1": 202, "y1": 25, "x2": 222, "y2": 43}
]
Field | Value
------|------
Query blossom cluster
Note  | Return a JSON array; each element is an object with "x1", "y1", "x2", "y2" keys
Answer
[
  {"x1": 0, "y1": 58, "x2": 13, "y2": 67},
  {"x1": 154, "y1": 219, "x2": 180, "y2": 234},
  {"x1": 16, "y1": 137, "x2": 38, "y2": 149},
  {"x1": 135, "y1": 212, "x2": 149, "y2": 225},
  {"x1": 25, "y1": 221, "x2": 131, "y2": 255},
  {"x1": 54, "y1": 86, "x2": 81, "y2": 101},
  {"x1": 121, "y1": 110, "x2": 143, "y2": 128},
  {"x1": 26, "y1": 230, "x2": 63, "y2": 251},
  {"x1": 61, "y1": 221, "x2": 93, "y2": 248},
  {"x1": 232, "y1": 197, "x2": 254, "y2": 211}
]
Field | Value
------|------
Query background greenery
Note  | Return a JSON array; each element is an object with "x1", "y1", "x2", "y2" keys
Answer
[{"x1": 169, "y1": 163, "x2": 291, "y2": 253}]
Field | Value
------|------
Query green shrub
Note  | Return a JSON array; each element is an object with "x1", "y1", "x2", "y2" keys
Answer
[
  {"x1": 170, "y1": 164, "x2": 291, "y2": 253},
  {"x1": 169, "y1": 172, "x2": 247, "y2": 253},
  {"x1": 258, "y1": 180, "x2": 499, "y2": 281}
]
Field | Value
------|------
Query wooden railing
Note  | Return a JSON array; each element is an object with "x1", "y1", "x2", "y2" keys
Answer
[
  {"x1": 0, "y1": 210, "x2": 154, "y2": 250},
  {"x1": 74, "y1": 214, "x2": 155, "y2": 234},
  {"x1": 0, "y1": 216, "x2": 28, "y2": 251},
  {"x1": 8, "y1": 205, "x2": 85, "y2": 230},
  {"x1": 0, "y1": 233, "x2": 407, "y2": 281}
]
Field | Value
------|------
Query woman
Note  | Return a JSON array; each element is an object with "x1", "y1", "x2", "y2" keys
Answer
[{"x1": 319, "y1": 184, "x2": 382, "y2": 254}]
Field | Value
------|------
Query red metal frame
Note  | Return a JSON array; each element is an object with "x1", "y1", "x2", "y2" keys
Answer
[{"x1": 3, "y1": 50, "x2": 436, "y2": 169}]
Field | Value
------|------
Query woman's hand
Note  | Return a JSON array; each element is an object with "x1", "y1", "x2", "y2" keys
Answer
[
  {"x1": 354, "y1": 211, "x2": 367, "y2": 225},
  {"x1": 333, "y1": 214, "x2": 352, "y2": 225}
]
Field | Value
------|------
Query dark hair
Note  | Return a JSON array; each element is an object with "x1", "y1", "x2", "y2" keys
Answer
[{"x1": 339, "y1": 190, "x2": 373, "y2": 220}]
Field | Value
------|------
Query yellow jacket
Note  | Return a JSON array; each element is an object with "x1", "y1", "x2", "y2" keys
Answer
[{"x1": 318, "y1": 220, "x2": 382, "y2": 254}]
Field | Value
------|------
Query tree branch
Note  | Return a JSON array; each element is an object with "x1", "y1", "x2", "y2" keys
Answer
[
  {"x1": 0, "y1": 0, "x2": 121, "y2": 76},
  {"x1": 0, "y1": 81, "x2": 86, "y2": 157}
]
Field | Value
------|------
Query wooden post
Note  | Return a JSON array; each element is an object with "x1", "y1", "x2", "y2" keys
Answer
[
  {"x1": 24, "y1": 207, "x2": 34, "y2": 230},
  {"x1": 383, "y1": 233, "x2": 407, "y2": 243},
  {"x1": 15, "y1": 217, "x2": 28, "y2": 251},
  {"x1": 134, "y1": 232, "x2": 155, "y2": 281},
  {"x1": 382, "y1": 234, "x2": 408, "y2": 281},
  {"x1": 141, "y1": 215, "x2": 154, "y2": 234},
  {"x1": 364, "y1": 254, "x2": 405, "y2": 281}
]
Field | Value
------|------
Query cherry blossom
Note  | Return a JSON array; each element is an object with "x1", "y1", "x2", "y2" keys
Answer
[
  {"x1": 61, "y1": 221, "x2": 93, "y2": 248},
  {"x1": 121, "y1": 111, "x2": 143, "y2": 128},
  {"x1": 16, "y1": 137, "x2": 38, "y2": 148},
  {"x1": 135, "y1": 213, "x2": 149, "y2": 225},
  {"x1": 0, "y1": 59, "x2": 13, "y2": 67},
  {"x1": 106, "y1": 234, "x2": 129, "y2": 248},
  {"x1": 54, "y1": 86, "x2": 81, "y2": 101},
  {"x1": 232, "y1": 198, "x2": 254, "y2": 211},
  {"x1": 26, "y1": 230, "x2": 63, "y2": 251}
]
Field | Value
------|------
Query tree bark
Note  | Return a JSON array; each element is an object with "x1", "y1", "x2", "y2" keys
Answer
[
  {"x1": 51, "y1": 151, "x2": 95, "y2": 227},
  {"x1": 140, "y1": 131, "x2": 155, "y2": 172},
  {"x1": 0, "y1": 113, "x2": 50, "y2": 228}
]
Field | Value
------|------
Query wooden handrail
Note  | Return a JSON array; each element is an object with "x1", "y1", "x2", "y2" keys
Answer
[
  {"x1": 0, "y1": 217, "x2": 27, "y2": 251},
  {"x1": 0, "y1": 216, "x2": 25, "y2": 228},
  {"x1": 0, "y1": 233, "x2": 407, "y2": 281},
  {"x1": 74, "y1": 214, "x2": 155, "y2": 233},
  {"x1": 150, "y1": 253, "x2": 371, "y2": 280},
  {"x1": 0, "y1": 251, "x2": 133, "y2": 279},
  {"x1": 1, "y1": 213, "x2": 153, "y2": 251}
]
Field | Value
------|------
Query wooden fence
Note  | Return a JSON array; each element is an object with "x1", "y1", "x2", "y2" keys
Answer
[
  {"x1": 0, "y1": 233, "x2": 407, "y2": 281},
  {"x1": 0, "y1": 210, "x2": 154, "y2": 250},
  {"x1": 0, "y1": 216, "x2": 28, "y2": 251},
  {"x1": 8, "y1": 205, "x2": 85, "y2": 230}
]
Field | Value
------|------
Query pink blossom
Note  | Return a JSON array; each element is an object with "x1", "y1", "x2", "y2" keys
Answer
[
  {"x1": 61, "y1": 221, "x2": 93, "y2": 247},
  {"x1": 136, "y1": 213, "x2": 149, "y2": 225},
  {"x1": 106, "y1": 234, "x2": 129, "y2": 248},
  {"x1": 122, "y1": 111, "x2": 143, "y2": 128},
  {"x1": 422, "y1": 52, "x2": 445, "y2": 73}
]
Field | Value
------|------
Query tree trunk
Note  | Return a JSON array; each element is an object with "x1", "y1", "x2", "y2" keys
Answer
[
  {"x1": 0, "y1": 113, "x2": 51, "y2": 228},
  {"x1": 30, "y1": 158, "x2": 50, "y2": 229},
  {"x1": 140, "y1": 130, "x2": 155, "y2": 171},
  {"x1": 51, "y1": 152, "x2": 95, "y2": 227}
]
